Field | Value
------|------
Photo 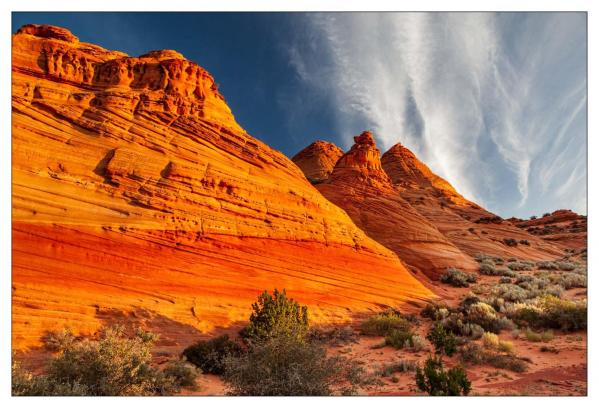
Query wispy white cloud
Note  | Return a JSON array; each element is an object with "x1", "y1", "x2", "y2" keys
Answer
[{"x1": 288, "y1": 12, "x2": 587, "y2": 217}]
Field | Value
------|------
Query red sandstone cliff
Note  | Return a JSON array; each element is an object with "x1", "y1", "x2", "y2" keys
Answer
[{"x1": 11, "y1": 25, "x2": 434, "y2": 350}]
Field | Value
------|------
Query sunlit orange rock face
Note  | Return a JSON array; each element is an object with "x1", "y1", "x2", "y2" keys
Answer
[
  {"x1": 380, "y1": 143, "x2": 565, "y2": 260},
  {"x1": 12, "y1": 25, "x2": 434, "y2": 350},
  {"x1": 292, "y1": 140, "x2": 343, "y2": 184},
  {"x1": 311, "y1": 132, "x2": 477, "y2": 279},
  {"x1": 508, "y1": 210, "x2": 587, "y2": 251}
]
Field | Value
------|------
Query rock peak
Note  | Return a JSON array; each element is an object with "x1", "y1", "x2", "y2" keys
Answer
[
  {"x1": 291, "y1": 140, "x2": 343, "y2": 183},
  {"x1": 354, "y1": 130, "x2": 376, "y2": 146},
  {"x1": 139, "y1": 49, "x2": 186, "y2": 61},
  {"x1": 16, "y1": 24, "x2": 79, "y2": 43},
  {"x1": 329, "y1": 131, "x2": 391, "y2": 185}
]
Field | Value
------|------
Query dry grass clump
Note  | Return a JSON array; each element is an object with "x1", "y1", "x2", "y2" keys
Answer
[
  {"x1": 460, "y1": 343, "x2": 527, "y2": 373},
  {"x1": 482, "y1": 332, "x2": 499, "y2": 348},
  {"x1": 508, "y1": 295, "x2": 586, "y2": 331},
  {"x1": 360, "y1": 310, "x2": 412, "y2": 337},
  {"x1": 524, "y1": 328, "x2": 554, "y2": 342}
]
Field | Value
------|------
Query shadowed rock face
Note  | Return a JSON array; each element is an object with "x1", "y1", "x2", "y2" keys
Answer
[
  {"x1": 12, "y1": 25, "x2": 434, "y2": 349},
  {"x1": 315, "y1": 132, "x2": 478, "y2": 279},
  {"x1": 291, "y1": 140, "x2": 343, "y2": 184}
]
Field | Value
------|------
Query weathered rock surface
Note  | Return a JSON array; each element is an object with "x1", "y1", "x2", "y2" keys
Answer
[
  {"x1": 12, "y1": 25, "x2": 434, "y2": 349},
  {"x1": 314, "y1": 132, "x2": 477, "y2": 279},
  {"x1": 292, "y1": 140, "x2": 343, "y2": 184},
  {"x1": 508, "y1": 210, "x2": 587, "y2": 251}
]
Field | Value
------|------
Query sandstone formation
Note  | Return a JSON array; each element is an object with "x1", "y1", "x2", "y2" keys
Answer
[
  {"x1": 508, "y1": 210, "x2": 587, "y2": 251},
  {"x1": 12, "y1": 25, "x2": 434, "y2": 350},
  {"x1": 291, "y1": 140, "x2": 343, "y2": 184},
  {"x1": 381, "y1": 143, "x2": 565, "y2": 260},
  {"x1": 313, "y1": 132, "x2": 478, "y2": 279}
]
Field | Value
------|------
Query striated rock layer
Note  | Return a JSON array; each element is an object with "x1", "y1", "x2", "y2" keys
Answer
[
  {"x1": 292, "y1": 140, "x2": 343, "y2": 184},
  {"x1": 12, "y1": 25, "x2": 434, "y2": 349},
  {"x1": 381, "y1": 143, "x2": 565, "y2": 260},
  {"x1": 313, "y1": 132, "x2": 477, "y2": 279}
]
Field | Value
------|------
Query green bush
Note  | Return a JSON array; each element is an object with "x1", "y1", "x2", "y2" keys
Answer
[
  {"x1": 223, "y1": 335, "x2": 362, "y2": 396},
  {"x1": 14, "y1": 326, "x2": 190, "y2": 396},
  {"x1": 415, "y1": 356, "x2": 471, "y2": 396},
  {"x1": 426, "y1": 323, "x2": 457, "y2": 357},
  {"x1": 183, "y1": 334, "x2": 243, "y2": 375},
  {"x1": 361, "y1": 310, "x2": 412, "y2": 336},
  {"x1": 385, "y1": 328, "x2": 414, "y2": 349},
  {"x1": 241, "y1": 289, "x2": 309, "y2": 344},
  {"x1": 440, "y1": 268, "x2": 477, "y2": 287},
  {"x1": 162, "y1": 359, "x2": 200, "y2": 387}
]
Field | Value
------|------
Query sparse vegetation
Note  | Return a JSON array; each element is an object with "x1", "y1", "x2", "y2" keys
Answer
[
  {"x1": 222, "y1": 335, "x2": 362, "y2": 396},
  {"x1": 183, "y1": 334, "x2": 243, "y2": 375},
  {"x1": 440, "y1": 268, "x2": 477, "y2": 287},
  {"x1": 13, "y1": 326, "x2": 197, "y2": 396},
  {"x1": 460, "y1": 343, "x2": 527, "y2": 373}
]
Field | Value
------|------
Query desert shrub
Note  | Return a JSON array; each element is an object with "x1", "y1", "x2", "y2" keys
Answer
[
  {"x1": 556, "y1": 261, "x2": 577, "y2": 271},
  {"x1": 465, "y1": 302, "x2": 503, "y2": 333},
  {"x1": 507, "y1": 261, "x2": 532, "y2": 271},
  {"x1": 379, "y1": 360, "x2": 417, "y2": 376},
  {"x1": 536, "y1": 261, "x2": 559, "y2": 270},
  {"x1": 361, "y1": 310, "x2": 412, "y2": 336},
  {"x1": 421, "y1": 303, "x2": 450, "y2": 321},
  {"x1": 537, "y1": 295, "x2": 587, "y2": 331},
  {"x1": 524, "y1": 328, "x2": 554, "y2": 342},
  {"x1": 492, "y1": 284, "x2": 529, "y2": 302},
  {"x1": 540, "y1": 345, "x2": 559, "y2": 353},
  {"x1": 385, "y1": 328, "x2": 414, "y2": 349},
  {"x1": 415, "y1": 356, "x2": 471, "y2": 396},
  {"x1": 440, "y1": 268, "x2": 477, "y2": 288},
  {"x1": 519, "y1": 240, "x2": 530, "y2": 246},
  {"x1": 503, "y1": 238, "x2": 518, "y2": 247},
  {"x1": 183, "y1": 334, "x2": 243, "y2": 375},
  {"x1": 482, "y1": 332, "x2": 499, "y2": 348},
  {"x1": 460, "y1": 344, "x2": 527, "y2": 372},
  {"x1": 499, "y1": 340, "x2": 514, "y2": 354},
  {"x1": 427, "y1": 323, "x2": 457, "y2": 357},
  {"x1": 499, "y1": 276, "x2": 512, "y2": 284},
  {"x1": 410, "y1": 335, "x2": 427, "y2": 352},
  {"x1": 548, "y1": 272, "x2": 587, "y2": 289},
  {"x1": 479, "y1": 262, "x2": 497, "y2": 275},
  {"x1": 308, "y1": 326, "x2": 358, "y2": 346},
  {"x1": 241, "y1": 289, "x2": 309, "y2": 344},
  {"x1": 18, "y1": 326, "x2": 187, "y2": 396},
  {"x1": 42, "y1": 328, "x2": 76, "y2": 352},
  {"x1": 162, "y1": 359, "x2": 200, "y2": 388},
  {"x1": 223, "y1": 335, "x2": 362, "y2": 396}
]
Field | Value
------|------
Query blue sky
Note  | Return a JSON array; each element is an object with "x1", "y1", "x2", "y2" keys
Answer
[{"x1": 12, "y1": 12, "x2": 587, "y2": 218}]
